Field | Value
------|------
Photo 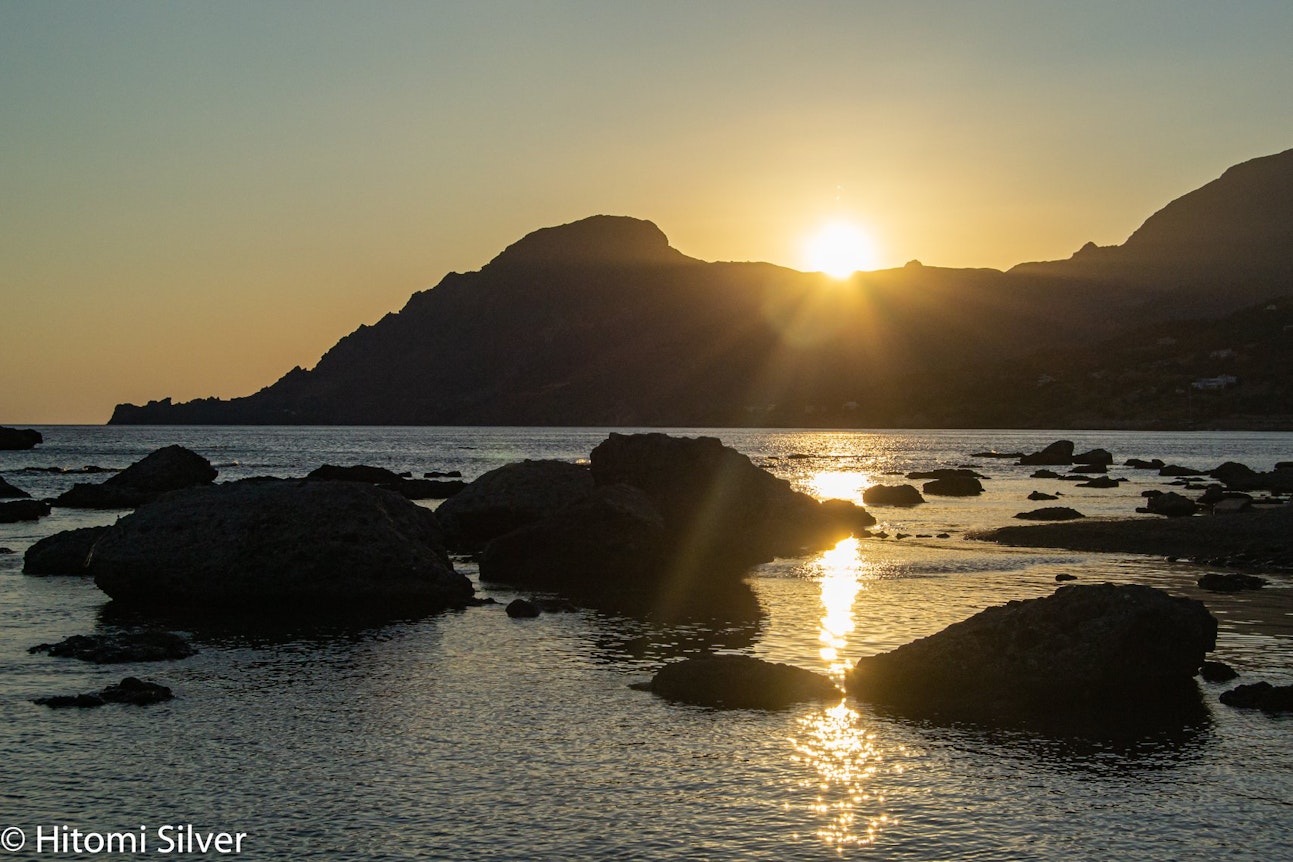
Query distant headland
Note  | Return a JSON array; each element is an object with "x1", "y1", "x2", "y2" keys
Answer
[{"x1": 111, "y1": 149, "x2": 1293, "y2": 430}]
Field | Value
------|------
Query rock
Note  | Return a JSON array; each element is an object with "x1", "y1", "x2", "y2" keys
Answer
[
  {"x1": 1073, "y1": 448, "x2": 1114, "y2": 466},
  {"x1": 1197, "y1": 572, "x2": 1268, "y2": 592},
  {"x1": 906, "y1": 468, "x2": 988, "y2": 481},
  {"x1": 0, "y1": 426, "x2": 42, "y2": 450},
  {"x1": 1014, "y1": 507, "x2": 1085, "y2": 521},
  {"x1": 34, "y1": 677, "x2": 173, "y2": 708},
  {"x1": 1028, "y1": 490, "x2": 1059, "y2": 501},
  {"x1": 22, "y1": 526, "x2": 109, "y2": 575},
  {"x1": 1070, "y1": 463, "x2": 1108, "y2": 474},
  {"x1": 1078, "y1": 476, "x2": 1122, "y2": 488},
  {"x1": 589, "y1": 432, "x2": 872, "y2": 564},
  {"x1": 394, "y1": 478, "x2": 467, "y2": 500},
  {"x1": 480, "y1": 485, "x2": 668, "y2": 589},
  {"x1": 28, "y1": 631, "x2": 195, "y2": 663},
  {"x1": 1125, "y1": 458, "x2": 1166, "y2": 470},
  {"x1": 1209, "y1": 461, "x2": 1263, "y2": 490},
  {"x1": 505, "y1": 598, "x2": 542, "y2": 618},
  {"x1": 105, "y1": 445, "x2": 217, "y2": 492},
  {"x1": 534, "y1": 597, "x2": 578, "y2": 613},
  {"x1": 1018, "y1": 440, "x2": 1075, "y2": 466},
  {"x1": 307, "y1": 464, "x2": 405, "y2": 484},
  {"x1": 1219, "y1": 681, "x2": 1293, "y2": 712},
  {"x1": 637, "y1": 654, "x2": 838, "y2": 710},
  {"x1": 847, "y1": 583, "x2": 1217, "y2": 720},
  {"x1": 970, "y1": 451, "x2": 1024, "y2": 459},
  {"x1": 862, "y1": 484, "x2": 925, "y2": 506},
  {"x1": 0, "y1": 499, "x2": 50, "y2": 522},
  {"x1": 1055, "y1": 573, "x2": 1077, "y2": 582},
  {"x1": 1031, "y1": 469, "x2": 1063, "y2": 479},
  {"x1": 424, "y1": 470, "x2": 462, "y2": 478},
  {"x1": 54, "y1": 445, "x2": 216, "y2": 509},
  {"x1": 435, "y1": 460, "x2": 594, "y2": 551},
  {"x1": 1145, "y1": 492, "x2": 1197, "y2": 517},
  {"x1": 1212, "y1": 497, "x2": 1253, "y2": 515},
  {"x1": 101, "y1": 676, "x2": 174, "y2": 705},
  {"x1": 922, "y1": 476, "x2": 983, "y2": 496},
  {"x1": 89, "y1": 479, "x2": 471, "y2": 616},
  {"x1": 1200, "y1": 660, "x2": 1238, "y2": 682},
  {"x1": 1159, "y1": 464, "x2": 1207, "y2": 477},
  {"x1": 0, "y1": 476, "x2": 31, "y2": 498}
]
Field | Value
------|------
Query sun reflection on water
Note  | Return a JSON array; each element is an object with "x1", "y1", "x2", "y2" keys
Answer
[
  {"x1": 788, "y1": 536, "x2": 898, "y2": 853},
  {"x1": 809, "y1": 470, "x2": 871, "y2": 505}
]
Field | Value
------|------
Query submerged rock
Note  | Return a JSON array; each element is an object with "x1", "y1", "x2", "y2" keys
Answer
[
  {"x1": 0, "y1": 476, "x2": 31, "y2": 498},
  {"x1": 505, "y1": 598, "x2": 542, "y2": 618},
  {"x1": 34, "y1": 677, "x2": 173, "y2": 709},
  {"x1": 847, "y1": 583, "x2": 1217, "y2": 721},
  {"x1": 1028, "y1": 490, "x2": 1059, "y2": 501},
  {"x1": 1197, "y1": 572, "x2": 1268, "y2": 592},
  {"x1": 1219, "y1": 681, "x2": 1293, "y2": 712},
  {"x1": 23, "y1": 526, "x2": 109, "y2": 575},
  {"x1": 28, "y1": 631, "x2": 195, "y2": 663},
  {"x1": 636, "y1": 654, "x2": 838, "y2": 710},
  {"x1": 90, "y1": 479, "x2": 472, "y2": 617}
]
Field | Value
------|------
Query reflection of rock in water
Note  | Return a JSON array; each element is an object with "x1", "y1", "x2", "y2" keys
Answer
[{"x1": 581, "y1": 594, "x2": 765, "y2": 666}]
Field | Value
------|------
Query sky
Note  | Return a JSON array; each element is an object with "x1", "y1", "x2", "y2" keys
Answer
[{"x1": 3, "y1": 1, "x2": 1292, "y2": 424}]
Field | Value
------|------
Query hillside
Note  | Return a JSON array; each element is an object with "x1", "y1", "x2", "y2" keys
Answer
[{"x1": 111, "y1": 150, "x2": 1293, "y2": 428}]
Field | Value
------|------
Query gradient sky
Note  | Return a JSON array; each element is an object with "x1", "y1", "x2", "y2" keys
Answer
[{"x1": 3, "y1": 1, "x2": 1292, "y2": 423}]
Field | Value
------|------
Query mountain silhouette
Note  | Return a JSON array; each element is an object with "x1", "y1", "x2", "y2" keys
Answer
[{"x1": 111, "y1": 151, "x2": 1293, "y2": 428}]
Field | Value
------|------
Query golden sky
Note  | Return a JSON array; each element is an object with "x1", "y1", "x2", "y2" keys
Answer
[{"x1": 3, "y1": 1, "x2": 1292, "y2": 423}]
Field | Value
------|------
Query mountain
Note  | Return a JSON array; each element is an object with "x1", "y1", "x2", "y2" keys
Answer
[{"x1": 111, "y1": 150, "x2": 1293, "y2": 428}]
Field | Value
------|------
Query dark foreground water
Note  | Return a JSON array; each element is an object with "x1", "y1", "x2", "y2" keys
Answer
[{"x1": 1, "y1": 427, "x2": 1290, "y2": 860}]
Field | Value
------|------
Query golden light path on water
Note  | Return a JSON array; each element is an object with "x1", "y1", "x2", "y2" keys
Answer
[{"x1": 788, "y1": 533, "x2": 901, "y2": 853}]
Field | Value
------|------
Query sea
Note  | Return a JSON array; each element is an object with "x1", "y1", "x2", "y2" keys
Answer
[{"x1": 1, "y1": 426, "x2": 1290, "y2": 861}]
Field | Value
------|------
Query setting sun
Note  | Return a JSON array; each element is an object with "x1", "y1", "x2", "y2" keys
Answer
[{"x1": 802, "y1": 220, "x2": 879, "y2": 278}]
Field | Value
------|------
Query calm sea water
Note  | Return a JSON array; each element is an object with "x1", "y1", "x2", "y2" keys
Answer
[{"x1": 1, "y1": 427, "x2": 1290, "y2": 861}]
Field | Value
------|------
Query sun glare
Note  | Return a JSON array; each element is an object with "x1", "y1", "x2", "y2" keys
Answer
[{"x1": 802, "y1": 220, "x2": 878, "y2": 278}]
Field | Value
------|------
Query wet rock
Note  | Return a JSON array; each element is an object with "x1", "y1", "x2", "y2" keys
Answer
[
  {"x1": 636, "y1": 654, "x2": 838, "y2": 710},
  {"x1": 424, "y1": 470, "x2": 462, "y2": 479},
  {"x1": 1015, "y1": 507, "x2": 1085, "y2": 521},
  {"x1": 1055, "y1": 573, "x2": 1077, "y2": 582},
  {"x1": 1070, "y1": 464, "x2": 1108, "y2": 474},
  {"x1": 436, "y1": 460, "x2": 594, "y2": 551},
  {"x1": 1028, "y1": 490, "x2": 1059, "y2": 501},
  {"x1": 906, "y1": 468, "x2": 988, "y2": 481},
  {"x1": 971, "y1": 451, "x2": 1023, "y2": 459},
  {"x1": 55, "y1": 445, "x2": 216, "y2": 509},
  {"x1": 1200, "y1": 660, "x2": 1238, "y2": 682},
  {"x1": 1019, "y1": 440, "x2": 1075, "y2": 466},
  {"x1": 1209, "y1": 462, "x2": 1263, "y2": 490},
  {"x1": 862, "y1": 484, "x2": 925, "y2": 507},
  {"x1": 395, "y1": 478, "x2": 467, "y2": 499},
  {"x1": 34, "y1": 692, "x2": 107, "y2": 709},
  {"x1": 505, "y1": 598, "x2": 542, "y2": 618},
  {"x1": 307, "y1": 464, "x2": 405, "y2": 484},
  {"x1": 1145, "y1": 492, "x2": 1197, "y2": 518},
  {"x1": 1212, "y1": 497, "x2": 1253, "y2": 515},
  {"x1": 28, "y1": 631, "x2": 195, "y2": 663},
  {"x1": 0, "y1": 499, "x2": 50, "y2": 522},
  {"x1": 22, "y1": 526, "x2": 110, "y2": 576},
  {"x1": 0, "y1": 476, "x2": 31, "y2": 499},
  {"x1": 0, "y1": 426, "x2": 42, "y2": 450},
  {"x1": 847, "y1": 583, "x2": 1217, "y2": 720},
  {"x1": 1197, "y1": 573, "x2": 1267, "y2": 592},
  {"x1": 922, "y1": 475, "x2": 983, "y2": 496},
  {"x1": 1219, "y1": 681, "x2": 1293, "y2": 712},
  {"x1": 89, "y1": 479, "x2": 472, "y2": 617},
  {"x1": 1159, "y1": 464, "x2": 1207, "y2": 477},
  {"x1": 1031, "y1": 469, "x2": 1063, "y2": 479}
]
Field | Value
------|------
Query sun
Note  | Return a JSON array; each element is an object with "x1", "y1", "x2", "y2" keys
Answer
[{"x1": 802, "y1": 220, "x2": 879, "y2": 278}]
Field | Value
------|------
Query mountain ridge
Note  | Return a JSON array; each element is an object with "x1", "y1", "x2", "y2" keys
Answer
[{"x1": 110, "y1": 149, "x2": 1293, "y2": 428}]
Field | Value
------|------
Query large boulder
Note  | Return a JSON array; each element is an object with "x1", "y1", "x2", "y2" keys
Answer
[
  {"x1": 435, "y1": 460, "x2": 594, "y2": 550},
  {"x1": 1073, "y1": 448, "x2": 1114, "y2": 466},
  {"x1": 589, "y1": 432, "x2": 872, "y2": 565},
  {"x1": 635, "y1": 654, "x2": 838, "y2": 710},
  {"x1": 1019, "y1": 440, "x2": 1075, "y2": 466},
  {"x1": 89, "y1": 479, "x2": 471, "y2": 616},
  {"x1": 0, "y1": 476, "x2": 31, "y2": 499},
  {"x1": 1144, "y1": 491, "x2": 1198, "y2": 517},
  {"x1": 55, "y1": 445, "x2": 216, "y2": 509},
  {"x1": 848, "y1": 583, "x2": 1217, "y2": 721},
  {"x1": 863, "y1": 484, "x2": 926, "y2": 506},
  {"x1": 0, "y1": 426, "x2": 42, "y2": 450},
  {"x1": 23, "y1": 526, "x2": 109, "y2": 575}
]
